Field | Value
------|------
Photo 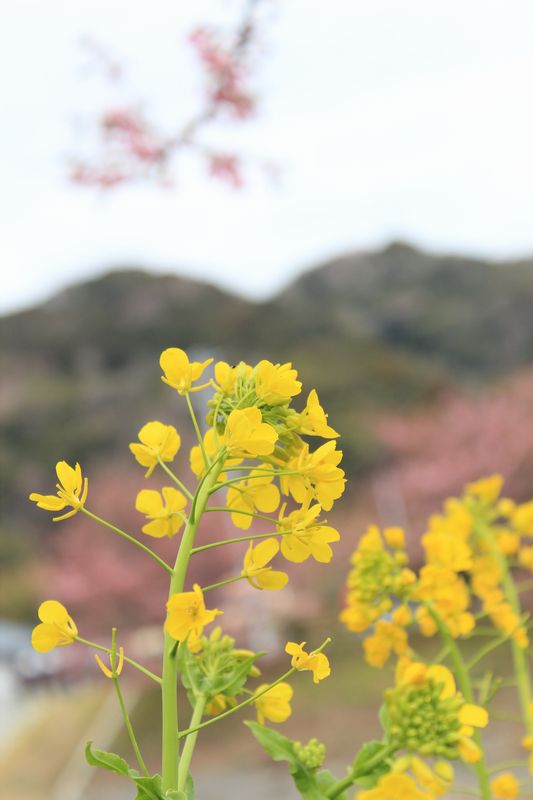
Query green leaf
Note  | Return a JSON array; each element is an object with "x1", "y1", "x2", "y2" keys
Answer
[
  {"x1": 210, "y1": 654, "x2": 262, "y2": 696},
  {"x1": 378, "y1": 703, "x2": 390, "y2": 736},
  {"x1": 245, "y1": 721, "x2": 298, "y2": 766},
  {"x1": 132, "y1": 774, "x2": 164, "y2": 800},
  {"x1": 352, "y1": 741, "x2": 390, "y2": 788},
  {"x1": 245, "y1": 722, "x2": 331, "y2": 800},
  {"x1": 85, "y1": 741, "x2": 131, "y2": 777}
]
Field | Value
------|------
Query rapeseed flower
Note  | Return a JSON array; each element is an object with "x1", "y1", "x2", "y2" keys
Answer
[
  {"x1": 129, "y1": 421, "x2": 181, "y2": 477},
  {"x1": 227, "y1": 468, "x2": 280, "y2": 530},
  {"x1": 291, "y1": 389, "x2": 338, "y2": 438},
  {"x1": 255, "y1": 360, "x2": 302, "y2": 405},
  {"x1": 387, "y1": 659, "x2": 488, "y2": 763},
  {"x1": 415, "y1": 565, "x2": 474, "y2": 639},
  {"x1": 285, "y1": 642, "x2": 330, "y2": 683},
  {"x1": 224, "y1": 407, "x2": 278, "y2": 457},
  {"x1": 357, "y1": 773, "x2": 432, "y2": 800},
  {"x1": 95, "y1": 647, "x2": 125, "y2": 678},
  {"x1": 281, "y1": 440, "x2": 345, "y2": 511},
  {"x1": 213, "y1": 360, "x2": 252, "y2": 396},
  {"x1": 135, "y1": 487, "x2": 187, "y2": 538},
  {"x1": 29, "y1": 461, "x2": 88, "y2": 521},
  {"x1": 159, "y1": 347, "x2": 213, "y2": 394},
  {"x1": 254, "y1": 682, "x2": 293, "y2": 724},
  {"x1": 363, "y1": 619, "x2": 409, "y2": 668},
  {"x1": 277, "y1": 502, "x2": 340, "y2": 563},
  {"x1": 242, "y1": 539, "x2": 288, "y2": 590},
  {"x1": 165, "y1": 584, "x2": 222, "y2": 646},
  {"x1": 32, "y1": 600, "x2": 78, "y2": 653},
  {"x1": 490, "y1": 773, "x2": 520, "y2": 799}
]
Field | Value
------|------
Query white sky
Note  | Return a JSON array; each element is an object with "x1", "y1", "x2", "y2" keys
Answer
[{"x1": 2, "y1": 0, "x2": 533, "y2": 314}]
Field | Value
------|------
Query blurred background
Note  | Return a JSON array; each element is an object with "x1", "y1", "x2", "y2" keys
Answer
[{"x1": 2, "y1": 1, "x2": 533, "y2": 797}]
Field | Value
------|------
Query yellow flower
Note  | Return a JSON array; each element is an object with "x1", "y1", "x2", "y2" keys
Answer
[
  {"x1": 285, "y1": 641, "x2": 330, "y2": 683},
  {"x1": 281, "y1": 441, "x2": 345, "y2": 511},
  {"x1": 293, "y1": 389, "x2": 338, "y2": 438},
  {"x1": 159, "y1": 347, "x2": 213, "y2": 394},
  {"x1": 255, "y1": 360, "x2": 302, "y2": 405},
  {"x1": 384, "y1": 527, "x2": 405, "y2": 549},
  {"x1": 29, "y1": 461, "x2": 88, "y2": 522},
  {"x1": 357, "y1": 773, "x2": 432, "y2": 800},
  {"x1": 129, "y1": 421, "x2": 181, "y2": 477},
  {"x1": 390, "y1": 659, "x2": 488, "y2": 763},
  {"x1": 165, "y1": 584, "x2": 222, "y2": 646},
  {"x1": 415, "y1": 565, "x2": 474, "y2": 639},
  {"x1": 227, "y1": 468, "x2": 280, "y2": 530},
  {"x1": 409, "y1": 757, "x2": 453, "y2": 797},
  {"x1": 513, "y1": 501, "x2": 533, "y2": 535},
  {"x1": 189, "y1": 428, "x2": 242, "y2": 479},
  {"x1": 522, "y1": 735, "x2": 533, "y2": 751},
  {"x1": 465, "y1": 474, "x2": 503, "y2": 503},
  {"x1": 363, "y1": 620, "x2": 409, "y2": 668},
  {"x1": 496, "y1": 530, "x2": 520, "y2": 556},
  {"x1": 519, "y1": 547, "x2": 533, "y2": 571},
  {"x1": 277, "y1": 502, "x2": 340, "y2": 563},
  {"x1": 242, "y1": 539, "x2": 288, "y2": 590},
  {"x1": 254, "y1": 682, "x2": 293, "y2": 724},
  {"x1": 224, "y1": 407, "x2": 278, "y2": 457},
  {"x1": 206, "y1": 694, "x2": 237, "y2": 716},
  {"x1": 135, "y1": 487, "x2": 187, "y2": 538},
  {"x1": 490, "y1": 773, "x2": 520, "y2": 799},
  {"x1": 31, "y1": 600, "x2": 78, "y2": 653},
  {"x1": 213, "y1": 361, "x2": 252, "y2": 395}
]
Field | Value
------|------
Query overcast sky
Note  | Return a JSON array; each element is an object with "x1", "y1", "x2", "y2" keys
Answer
[{"x1": 2, "y1": 0, "x2": 533, "y2": 314}]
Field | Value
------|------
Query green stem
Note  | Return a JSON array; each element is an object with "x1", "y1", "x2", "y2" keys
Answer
[
  {"x1": 476, "y1": 520, "x2": 533, "y2": 736},
  {"x1": 177, "y1": 695, "x2": 207, "y2": 791},
  {"x1": 108, "y1": 629, "x2": 149, "y2": 777},
  {"x1": 178, "y1": 667, "x2": 296, "y2": 739},
  {"x1": 488, "y1": 759, "x2": 528, "y2": 774},
  {"x1": 212, "y1": 469, "x2": 300, "y2": 491},
  {"x1": 425, "y1": 602, "x2": 491, "y2": 800},
  {"x1": 202, "y1": 574, "x2": 246, "y2": 592},
  {"x1": 325, "y1": 744, "x2": 395, "y2": 798},
  {"x1": 185, "y1": 392, "x2": 208, "y2": 469},
  {"x1": 205, "y1": 506, "x2": 279, "y2": 524},
  {"x1": 81, "y1": 508, "x2": 173, "y2": 575},
  {"x1": 466, "y1": 629, "x2": 515, "y2": 670},
  {"x1": 157, "y1": 458, "x2": 194, "y2": 501},
  {"x1": 75, "y1": 636, "x2": 161, "y2": 683},
  {"x1": 161, "y1": 460, "x2": 224, "y2": 794},
  {"x1": 191, "y1": 529, "x2": 291, "y2": 554}
]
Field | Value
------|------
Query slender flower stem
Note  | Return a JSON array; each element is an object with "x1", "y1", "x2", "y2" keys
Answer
[
  {"x1": 81, "y1": 508, "x2": 173, "y2": 575},
  {"x1": 108, "y1": 629, "x2": 149, "y2": 777},
  {"x1": 75, "y1": 636, "x2": 161, "y2": 683},
  {"x1": 177, "y1": 695, "x2": 206, "y2": 791},
  {"x1": 202, "y1": 574, "x2": 246, "y2": 592},
  {"x1": 191, "y1": 527, "x2": 295, "y2": 554},
  {"x1": 425, "y1": 602, "x2": 491, "y2": 800},
  {"x1": 178, "y1": 667, "x2": 295, "y2": 739},
  {"x1": 185, "y1": 392, "x2": 208, "y2": 468},
  {"x1": 466, "y1": 628, "x2": 516, "y2": 670},
  {"x1": 161, "y1": 460, "x2": 224, "y2": 794},
  {"x1": 212, "y1": 469, "x2": 301, "y2": 491},
  {"x1": 325, "y1": 744, "x2": 395, "y2": 798},
  {"x1": 157, "y1": 458, "x2": 194, "y2": 501},
  {"x1": 205, "y1": 506, "x2": 279, "y2": 524},
  {"x1": 487, "y1": 759, "x2": 528, "y2": 774}
]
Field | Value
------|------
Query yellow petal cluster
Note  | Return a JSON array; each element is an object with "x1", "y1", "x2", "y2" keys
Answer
[
  {"x1": 277, "y1": 501, "x2": 340, "y2": 563},
  {"x1": 227, "y1": 468, "x2": 280, "y2": 530},
  {"x1": 242, "y1": 539, "x2": 288, "y2": 590},
  {"x1": 32, "y1": 600, "x2": 78, "y2": 653},
  {"x1": 29, "y1": 461, "x2": 88, "y2": 522},
  {"x1": 254, "y1": 682, "x2": 293, "y2": 725},
  {"x1": 160, "y1": 347, "x2": 213, "y2": 394},
  {"x1": 224, "y1": 407, "x2": 278, "y2": 457},
  {"x1": 281, "y1": 440, "x2": 345, "y2": 511},
  {"x1": 490, "y1": 772, "x2": 520, "y2": 799},
  {"x1": 357, "y1": 773, "x2": 432, "y2": 800},
  {"x1": 135, "y1": 487, "x2": 187, "y2": 538},
  {"x1": 291, "y1": 389, "x2": 338, "y2": 438},
  {"x1": 255, "y1": 360, "x2": 302, "y2": 405},
  {"x1": 165, "y1": 584, "x2": 222, "y2": 647},
  {"x1": 285, "y1": 641, "x2": 330, "y2": 683},
  {"x1": 129, "y1": 421, "x2": 181, "y2": 477}
]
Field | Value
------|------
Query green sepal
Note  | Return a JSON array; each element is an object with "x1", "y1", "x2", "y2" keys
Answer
[
  {"x1": 165, "y1": 774, "x2": 195, "y2": 799},
  {"x1": 245, "y1": 722, "x2": 335, "y2": 800}
]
